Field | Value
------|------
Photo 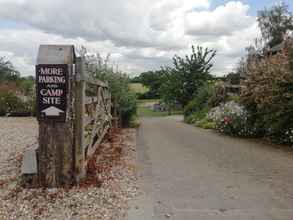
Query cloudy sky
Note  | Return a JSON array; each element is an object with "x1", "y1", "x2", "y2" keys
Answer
[{"x1": 0, "y1": 0, "x2": 292, "y2": 76}]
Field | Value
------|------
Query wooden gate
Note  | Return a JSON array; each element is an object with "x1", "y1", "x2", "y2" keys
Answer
[{"x1": 74, "y1": 57, "x2": 112, "y2": 181}]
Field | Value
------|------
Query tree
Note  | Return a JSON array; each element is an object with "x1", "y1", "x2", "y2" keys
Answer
[
  {"x1": 0, "y1": 57, "x2": 20, "y2": 81},
  {"x1": 257, "y1": 3, "x2": 293, "y2": 48},
  {"x1": 225, "y1": 72, "x2": 241, "y2": 85},
  {"x1": 161, "y1": 46, "x2": 216, "y2": 107},
  {"x1": 159, "y1": 67, "x2": 180, "y2": 113},
  {"x1": 137, "y1": 70, "x2": 164, "y2": 99}
]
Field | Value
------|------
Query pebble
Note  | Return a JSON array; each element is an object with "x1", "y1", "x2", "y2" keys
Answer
[
  {"x1": 165, "y1": 213, "x2": 171, "y2": 218},
  {"x1": 0, "y1": 118, "x2": 138, "y2": 220}
]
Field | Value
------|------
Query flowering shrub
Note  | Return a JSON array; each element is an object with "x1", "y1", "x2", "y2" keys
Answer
[
  {"x1": 207, "y1": 101, "x2": 243, "y2": 121},
  {"x1": 207, "y1": 101, "x2": 256, "y2": 137},
  {"x1": 241, "y1": 44, "x2": 293, "y2": 143}
]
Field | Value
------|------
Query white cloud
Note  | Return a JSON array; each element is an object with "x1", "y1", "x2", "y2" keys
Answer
[
  {"x1": 185, "y1": 1, "x2": 255, "y2": 36},
  {"x1": 0, "y1": 0, "x2": 259, "y2": 76}
]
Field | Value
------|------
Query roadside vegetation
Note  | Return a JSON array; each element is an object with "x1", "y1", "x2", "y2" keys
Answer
[
  {"x1": 183, "y1": 4, "x2": 293, "y2": 146},
  {"x1": 78, "y1": 47, "x2": 137, "y2": 127},
  {"x1": 0, "y1": 57, "x2": 35, "y2": 116},
  {"x1": 133, "y1": 3, "x2": 293, "y2": 147}
]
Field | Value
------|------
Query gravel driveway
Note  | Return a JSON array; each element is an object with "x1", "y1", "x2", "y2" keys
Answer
[
  {"x1": 0, "y1": 117, "x2": 138, "y2": 220},
  {"x1": 129, "y1": 116, "x2": 293, "y2": 220}
]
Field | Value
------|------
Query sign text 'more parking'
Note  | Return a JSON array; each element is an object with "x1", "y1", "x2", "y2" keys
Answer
[{"x1": 36, "y1": 64, "x2": 68, "y2": 122}]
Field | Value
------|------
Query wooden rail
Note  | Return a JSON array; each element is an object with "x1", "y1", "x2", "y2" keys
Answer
[{"x1": 74, "y1": 57, "x2": 111, "y2": 181}]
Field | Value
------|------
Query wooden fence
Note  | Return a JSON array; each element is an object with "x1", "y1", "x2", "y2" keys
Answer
[{"x1": 74, "y1": 57, "x2": 112, "y2": 181}]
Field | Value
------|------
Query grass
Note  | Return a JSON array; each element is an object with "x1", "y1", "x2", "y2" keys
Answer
[
  {"x1": 137, "y1": 99, "x2": 183, "y2": 117},
  {"x1": 138, "y1": 105, "x2": 169, "y2": 117},
  {"x1": 137, "y1": 99, "x2": 160, "y2": 104},
  {"x1": 129, "y1": 83, "x2": 149, "y2": 94}
]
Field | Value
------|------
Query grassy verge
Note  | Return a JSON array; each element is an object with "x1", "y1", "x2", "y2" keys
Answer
[
  {"x1": 137, "y1": 99, "x2": 183, "y2": 117},
  {"x1": 138, "y1": 105, "x2": 169, "y2": 117}
]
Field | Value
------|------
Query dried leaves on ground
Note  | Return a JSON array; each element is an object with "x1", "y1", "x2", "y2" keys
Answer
[{"x1": 0, "y1": 118, "x2": 138, "y2": 220}]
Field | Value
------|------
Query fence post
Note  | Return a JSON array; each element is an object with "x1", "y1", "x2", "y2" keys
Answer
[
  {"x1": 36, "y1": 45, "x2": 75, "y2": 187},
  {"x1": 74, "y1": 57, "x2": 86, "y2": 182}
]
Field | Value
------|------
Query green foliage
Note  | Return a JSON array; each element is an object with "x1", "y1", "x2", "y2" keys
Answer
[
  {"x1": 184, "y1": 83, "x2": 215, "y2": 117},
  {"x1": 257, "y1": 3, "x2": 293, "y2": 48},
  {"x1": 195, "y1": 117, "x2": 216, "y2": 129},
  {"x1": 225, "y1": 72, "x2": 241, "y2": 85},
  {"x1": 227, "y1": 95, "x2": 241, "y2": 103},
  {"x1": 0, "y1": 57, "x2": 20, "y2": 82},
  {"x1": 119, "y1": 91, "x2": 137, "y2": 126},
  {"x1": 135, "y1": 70, "x2": 164, "y2": 99},
  {"x1": 129, "y1": 83, "x2": 149, "y2": 95},
  {"x1": 184, "y1": 107, "x2": 209, "y2": 124},
  {"x1": 81, "y1": 49, "x2": 137, "y2": 127},
  {"x1": 129, "y1": 115, "x2": 140, "y2": 128},
  {"x1": 160, "y1": 45, "x2": 216, "y2": 107},
  {"x1": 0, "y1": 92, "x2": 28, "y2": 115},
  {"x1": 137, "y1": 105, "x2": 169, "y2": 117},
  {"x1": 17, "y1": 76, "x2": 35, "y2": 96},
  {"x1": 96, "y1": 71, "x2": 137, "y2": 127},
  {"x1": 0, "y1": 57, "x2": 35, "y2": 116}
]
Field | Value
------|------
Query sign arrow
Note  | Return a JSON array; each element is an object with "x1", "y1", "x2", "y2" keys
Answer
[{"x1": 41, "y1": 106, "x2": 64, "y2": 116}]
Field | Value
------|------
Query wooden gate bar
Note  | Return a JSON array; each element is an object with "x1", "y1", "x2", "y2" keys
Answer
[{"x1": 74, "y1": 57, "x2": 86, "y2": 181}]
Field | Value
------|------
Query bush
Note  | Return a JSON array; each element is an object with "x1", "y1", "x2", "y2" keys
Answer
[
  {"x1": 185, "y1": 107, "x2": 209, "y2": 124},
  {"x1": 184, "y1": 83, "x2": 215, "y2": 118},
  {"x1": 129, "y1": 115, "x2": 140, "y2": 128},
  {"x1": 195, "y1": 117, "x2": 216, "y2": 129},
  {"x1": 214, "y1": 109, "x2": 255, "y2": 137},
  {"x1": 241, "y1": 44, "x2": 293, "y2": 142},
  {"x1": 0, "y1": 92, "x2": 28, "y2": 115},
  {"x1": 119, "y1": 91, "x2": 137, "y2": 127},
  {"x1": 82, "y1": 51, "x2": 137, "y2": 127},
  {"x1": 207, "y1": 101, "x2": 256, "y2": 137}
]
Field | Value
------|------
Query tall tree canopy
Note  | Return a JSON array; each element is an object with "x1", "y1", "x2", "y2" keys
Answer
[
  {"x1": 135, "y1": 70, "x2": 164, "y2": 99},
  {"x1": 257, "y1": 3, "x2": 293, "y2": 48},
  {"x1": 160, "y1": 45, "x2": 216, "y2": 107}
]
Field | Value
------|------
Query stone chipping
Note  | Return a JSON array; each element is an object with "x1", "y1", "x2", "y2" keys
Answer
[{"x1": 0, "y1": 117, "x2": 138, "y2": 220}]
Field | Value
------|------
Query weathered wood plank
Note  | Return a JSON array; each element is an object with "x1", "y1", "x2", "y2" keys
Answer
[
  {"x1": 86, "y1": 125, "x2": 110, "y2": 159},
  {"x1": 37, "y1": 45, "x2": 75, "y2": 187},
  {"x1": 76, "y1": 73, "x2": 108, "y2": 88},
  {"x1": 74, "y1": 57, "x2": 86, "y2": 182}
]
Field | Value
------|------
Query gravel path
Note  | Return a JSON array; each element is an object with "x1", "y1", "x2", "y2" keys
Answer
[
  {"x1": 0, "y1": 117, "x2": 138, "y2": 220},
  {"x1": 130, "y1": 116, "x2": 293, "y2": 220}
]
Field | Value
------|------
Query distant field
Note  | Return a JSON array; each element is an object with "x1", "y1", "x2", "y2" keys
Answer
[
  {"x1": 129, "y1": 83, "x2": 149, "y2": 94},
  {"x1": 137, "y1": 99, "x2": 183, "y2": 117}
]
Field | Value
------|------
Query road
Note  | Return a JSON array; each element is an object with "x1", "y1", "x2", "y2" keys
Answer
[{"x1": 128, "y1": 116, "x2": 293, "y2": 220}]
